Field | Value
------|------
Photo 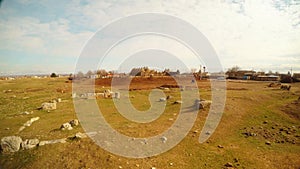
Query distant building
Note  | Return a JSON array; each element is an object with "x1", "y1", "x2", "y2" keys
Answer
[
  {"x1": 226, "y1": 70, "x2": 256, "y2": 80},
  {"x1": 292, "y1": 73, "x2": 300, "y2": 82},
  {"x1": 293, "y1": 73, "x2": 300, "y2": 78},
  {"x1": 255, "y1": 75, "x2": 280, "y2": 81}
]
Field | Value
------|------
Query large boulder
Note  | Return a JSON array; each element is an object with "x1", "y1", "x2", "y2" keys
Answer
[
  {"x1": 195, "y1": 99, "x2": 212, "y2": 109},
  {"x1": 41, "y1": 102, "x2": 56, "y2": 110},
  {"x1": 1, "y1": 136, "x2": 22, "y2": 153}
]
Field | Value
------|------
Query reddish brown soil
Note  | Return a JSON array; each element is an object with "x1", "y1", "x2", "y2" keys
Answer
[{"x1": 95, "y1": 76, "x2": 211, "y2": 90}]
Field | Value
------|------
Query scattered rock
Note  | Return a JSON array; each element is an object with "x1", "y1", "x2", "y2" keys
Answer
[
  {"x1": 39, "y1": 138, "x2": 67, "y2": 146},
  {"x1": 3, "y1": 89, "x2": 12, "y2": 93},
  {"x1": 40, "y1": 102, "x2": 56, "y2": 110},
  {"x1": 198, "y1": 100, "x2": 212, "y2": 109},
  {"x1": 151, "y1": 167, "x2": 156, "y2": 169},
  {"x1": 174, "y1": 100, "x2": 183, "y2": 104},
  {"x1": 1, "y1": 136, "x2": 22, "y2": 153},
  {"x1": 19, "y1": 117, "x2": 40, "y2": 132},
  {"x1": 112, "y1": 92, "x2": 120, "y2": 99},
  {"x1": 161, "y1": 136, "x2": 167, "y2": 143},
  {"x1": 263, "y1": 121, "x2": 268, "y2": 124},
  {"x1": 265, "y1": 141, "x2": 271, "y2": 145},
  {"x1": 169, "y1": 162, "x2": 173, "y2": 166},
  {"x1": 57, "y1": 98, "x2": 62, "y2": 102},
  {"x1": 24, "y1": 117, "x2": 40, "y2": 127},
  {"x1": 166, "y1": 95, "x2": 172, "y2": 100},
  {"x1": 21, "y1": 139, "x2": 39, "y2": 150},
  {"x1": 72, "y1": 93, "x2": 77, "y2": 98},
  {"x1": 60, "y1": 123, "x2": 73, "y2": 130},
  {"x1": 217, "y1": 145, "x2": 224, "y2": 148},
  {"x1": 159, "y1": 98, "x2": 166, "y2": 102},
  {"x1": 18, "y1": 126, "x2": 26, "y2": 132},
  {"x1": 205, "y1": 131, "x2": 211, "y2": 135},
  {"x1": 74, "y1": 132, "x2": 87, "y2": 139},
  {"x1": 224, "y1": 162, "x2": 234, "y2": 167},
  {"x1": 104, "y1": 89, "x2": 111, "y2": 98},
  {"x1": 20, "y1": 111, "x2": 33, "y2": 115},
  {"x1": 69, "y1": 119, "x2": 79, "y2": 127}
]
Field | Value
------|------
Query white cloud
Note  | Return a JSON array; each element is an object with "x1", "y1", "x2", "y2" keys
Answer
[
  {"x1": 0, "y1": 16, "x2": 93, "y2": 57},
  {"x1": 0, "y1": 0, "x2": 299, "y2": 74}
]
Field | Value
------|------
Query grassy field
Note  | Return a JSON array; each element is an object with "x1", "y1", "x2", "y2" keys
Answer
[{"x1": 0, "y1": 77, "x2": 299, "y2": 169}]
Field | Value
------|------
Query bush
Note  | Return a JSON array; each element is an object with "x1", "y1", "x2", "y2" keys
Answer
[{"x1": 50, "y1": 73, "x2": 58, "y2": 78}]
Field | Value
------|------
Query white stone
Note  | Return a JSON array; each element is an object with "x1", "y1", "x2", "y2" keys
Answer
[
  {"x1": 60, "y1": 123, "x2": 73, "y2": 130},
  {"x1": 41, "y1": 102, "x2": 56, "y2": 110},
  {"x1": 159, "y1": 98, "x2": 166, "y2": 102},
  {"x1": 1, "y1": 136, "x2": 22, "y2": 153},
  {"x1": 21, "y1": 138, "x2": 39, "y2": 150},
  {"x1": 161, "y1": 136, "x2": 167, "y2": 143},
  {"x1": 69, "y1": 119, "x2": 79, "y2": 127},
  {"x1": 75, "y1": 132, "x2": 87, "y2": 139}
]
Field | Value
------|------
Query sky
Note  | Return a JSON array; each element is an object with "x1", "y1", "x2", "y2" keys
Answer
[{"x1": 0, "y1": 0, "x2": 300, "y2": 75}]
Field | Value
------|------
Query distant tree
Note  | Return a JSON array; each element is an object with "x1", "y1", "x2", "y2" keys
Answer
[
  {"x1": 86, "y1": 70, "x2": 93, "y2": 77},
  {"x1": 268, "y1": 70, "x2": 273, "y2": 74},
  {"x1": 68, "y1": 73, "x2": 73, "y2": 80},
  {"x1": 76, "y1": 71, "x2": 85, "y2": 78},
  {"x1": 108, "y1": 70, "x2": 115, "y2": 75},
  {"x1": 227, "y1": 66, "x2": 240, "y2": 72},
  {"x1": 97, "y1": 69, "x2": 108, "y2": 77},
  {"x1": 50, "y1": 73, "x2": 58, "y2": 78}
]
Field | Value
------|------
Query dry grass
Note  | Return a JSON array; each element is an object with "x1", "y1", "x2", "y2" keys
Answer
[{"x1": 0, "y1": 77, "x2": 299, "y2": 169}]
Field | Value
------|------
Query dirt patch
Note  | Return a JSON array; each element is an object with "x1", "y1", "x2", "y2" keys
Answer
[
  {"x1": 227, "y1": 87, "x2": 248, "y2": 91},
  {"x1": 281, "y1": 98, "x2": 300, "y2": 120},
  {"x1": 242, "y1": 121, "x2": 300, "y2": 145},
  {"x1": 95, "y1": 77, "x2": 208, "y2": 90},
  {"x1": 25, "y1": 88, "x2": 46, "y2": 92}
]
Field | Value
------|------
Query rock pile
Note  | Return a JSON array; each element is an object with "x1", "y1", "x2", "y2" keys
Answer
[
  {"x1": 241, "y1": 121, "x2": 299, "y2": 145},
  {"x1": 60, "y1": 119, "x2": 79, "y2": 130}
]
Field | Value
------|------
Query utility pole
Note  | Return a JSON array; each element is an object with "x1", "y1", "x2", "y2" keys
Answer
[{"x1": 199, "y1": 65, "x2": 202, "y2": 80}]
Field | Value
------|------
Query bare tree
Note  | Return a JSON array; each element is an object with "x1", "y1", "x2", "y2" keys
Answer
[
  {"x1": 86, "y1": 70, "x2": 93, "y2": 77},
  {"x1": 191, "y1": 68, "x2": 197, "y2": 73},
  {"x1": 76, "y1": 71, "x2": 84, "y2": 78},
  {"x1": 97, "y1": 69, "x2": 108, "y2": 77},
  {"x1": 227, "y1": 66, "x2": 240, "y2": 72}
]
